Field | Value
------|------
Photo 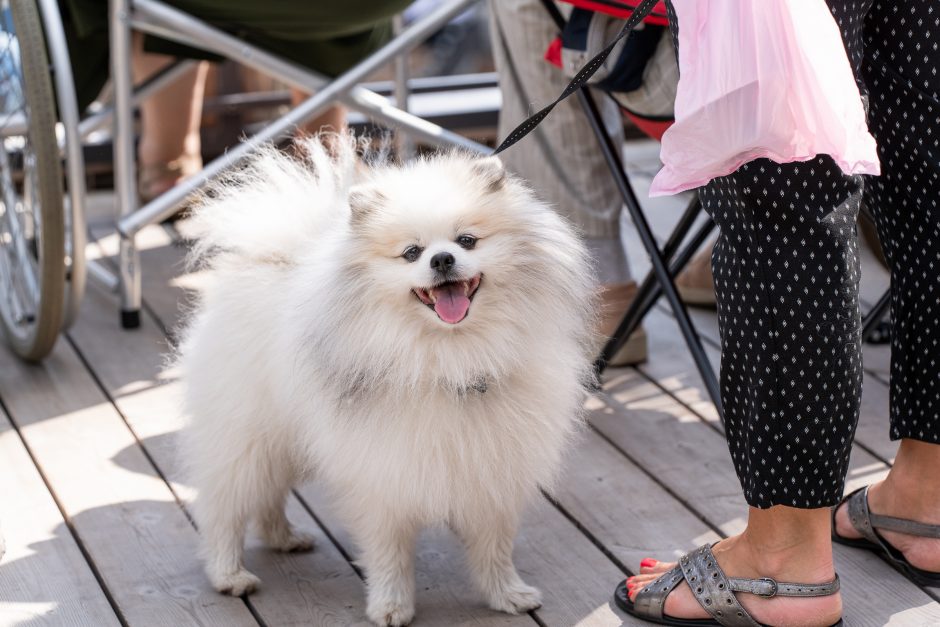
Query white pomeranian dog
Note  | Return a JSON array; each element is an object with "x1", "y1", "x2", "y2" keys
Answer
[{"x1": 178, "y1": 136, "x2": 595, "y2": 626}]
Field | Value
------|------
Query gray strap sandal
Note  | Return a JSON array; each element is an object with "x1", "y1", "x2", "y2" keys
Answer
[
  {"x1": 613, "y1": 544, "x2": 843, "y2": 627},
  {"x1": 832, "y1": 485, "x2": 940, "y2": 586}
]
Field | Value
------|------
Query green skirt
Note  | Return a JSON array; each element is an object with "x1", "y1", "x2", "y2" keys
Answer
[{"x1": 61, "y1": 0, "x2": 414, "y2": 108}]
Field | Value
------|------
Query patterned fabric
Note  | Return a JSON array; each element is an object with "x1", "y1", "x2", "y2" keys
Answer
[
  {"x1": 689, "y1": 0, "x2": 940, "y2": 508},
  {"x1": 863, "y1": 2, "x2": 940, "y2": 444}
]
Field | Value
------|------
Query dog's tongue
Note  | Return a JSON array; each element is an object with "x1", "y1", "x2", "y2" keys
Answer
[{"x1": 431, "y1": 283, "x2": 470, "y2": 324}]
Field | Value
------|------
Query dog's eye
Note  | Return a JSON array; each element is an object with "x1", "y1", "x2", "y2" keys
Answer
[
  {"x1": 456, "y1": 235, "x2": 477, "y2": 250},
  {"x1": 401, "y1": 245, "x2": 423, "y2": 263}
]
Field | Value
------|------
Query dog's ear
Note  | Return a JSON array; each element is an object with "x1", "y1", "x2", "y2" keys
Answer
[
  {"x1": 472, "y1": 156, "x2": 507, "y2": 193},
  {"x1": 348, "y1": 184, "x2": 386, "y2": 226}
]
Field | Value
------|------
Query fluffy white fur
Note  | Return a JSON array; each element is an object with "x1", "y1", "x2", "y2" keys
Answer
[{"x1": 178, "y1": 136, "x2": 596, "y2": 626}]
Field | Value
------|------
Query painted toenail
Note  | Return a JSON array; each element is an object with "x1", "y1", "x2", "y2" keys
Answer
[{"x1": 640, "y1": 558, "x2": 658, "y2": 568}]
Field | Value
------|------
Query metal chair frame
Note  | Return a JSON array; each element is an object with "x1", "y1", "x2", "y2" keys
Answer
[{"x1": 9, "y1": 0, "x2": 488, "y2": 336}]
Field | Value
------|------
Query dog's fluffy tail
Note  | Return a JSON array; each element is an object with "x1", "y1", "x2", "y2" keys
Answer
[{"x1": 186, "y1": 133, "x2": 363, "y2": 268}]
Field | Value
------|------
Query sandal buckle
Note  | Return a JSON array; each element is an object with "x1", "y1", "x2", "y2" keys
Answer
[{"x1": 755, "y1": 578, "x2": 778, "y2": 598}]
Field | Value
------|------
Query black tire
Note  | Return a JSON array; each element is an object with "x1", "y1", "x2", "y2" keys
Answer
[{"x1": 0, "y1": 1, "x2": 66, "y2": 360}]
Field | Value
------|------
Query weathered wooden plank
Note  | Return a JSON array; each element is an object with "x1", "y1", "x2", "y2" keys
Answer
[
  {"x1": 298, "y1": 481, "x2": 629, "y2": 627},
  {"x1": 552, "y1": 419, "x2": 721, "y2": 568},
  {"x1": 0, "y1": 341, "x2": 256, "y2": 626},
  {"x1": 0, "y1": 409, "x2": 120, "y2": 626},
  {"x1": 512, "y1": 498, "x2": 632, "y2": 626}
]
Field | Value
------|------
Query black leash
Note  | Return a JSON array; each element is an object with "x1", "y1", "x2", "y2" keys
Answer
[{"x1": 492, "y1": 0, "x2": 660, "y2": 155}]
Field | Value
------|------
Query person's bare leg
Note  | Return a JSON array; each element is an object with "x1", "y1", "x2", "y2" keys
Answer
[
  {"x1": 834, "y1": 439, "x2": 940, "y2": 572},
  {"x1": 627, "y1": 506, "x2": 842, "y2": 626},
  {"x1": 131, "y1": 33, "x2": 208, "y2": 197},
  {"x1": 290, "y1": 89, "x2": 347, "y2": 140}
]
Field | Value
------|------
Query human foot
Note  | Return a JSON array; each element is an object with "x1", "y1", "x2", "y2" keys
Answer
[
  {"x1": 138, "y1": 154, "x2": 202, "y2": 203},
  {"x1": 833, "y1": 439, "x2": 940, "y2": 576},
  {"x1": 622, "y1": 535, "x2": 842, "y2": 627},
  {"x1": 833, "y1": 482, "x2": 940, "y2": 574}
]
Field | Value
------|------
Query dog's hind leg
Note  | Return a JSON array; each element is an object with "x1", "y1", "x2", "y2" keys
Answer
[
  {"x1": 193, "y1": 447, "x2": 279, "y2": 596},
  {"x1": 197, "y1": 482, "x2": 260, "y2": 595},
  {"x1": 353, "y1": 514, "x2": 419, "y2": 627},
  {"x1": 453, "y1": 510, "x2": 542, "y2": 615},
  {"x1": 256, "y1": 470, "x2": 315, "y2": 553}
]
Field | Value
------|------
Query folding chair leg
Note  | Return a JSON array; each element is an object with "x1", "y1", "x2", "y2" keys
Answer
[
  {"x1": 575, "y1": 88, "x2": 723, "y2": 417},
  {"x1": 599, "y1": 195, "x2": 704, "y2": 365},
  {"x1": 600, "y1": 214, "x2": 716, "y2": 369}
]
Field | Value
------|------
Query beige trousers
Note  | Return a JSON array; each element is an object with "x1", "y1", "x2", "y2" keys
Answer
[{"x1": 489, "y1": 0, "x2": 632, "y2": 285}]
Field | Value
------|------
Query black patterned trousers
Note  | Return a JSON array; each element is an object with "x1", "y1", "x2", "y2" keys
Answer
[{"x1": 668, "y1": 0, "x2": 940, "y2": 508}]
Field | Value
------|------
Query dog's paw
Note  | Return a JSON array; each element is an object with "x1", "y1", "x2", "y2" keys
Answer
[
  {"x1": 268, "y1": 530, "x2": 316, "y2": 553},
  {"x1": 366, "y1": 595, "x2": 415, "y2": 626},
  {"x1": 488, "y1": 581, "x2": 542, "y2": 614},
  {"x1": 211, "y1": 568, "x2": 261, "y2": 596}
]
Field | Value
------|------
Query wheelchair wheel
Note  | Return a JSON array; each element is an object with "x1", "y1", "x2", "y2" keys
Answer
[{"x1": 0, "y1": 1, "x2": 66, "y2": 360}]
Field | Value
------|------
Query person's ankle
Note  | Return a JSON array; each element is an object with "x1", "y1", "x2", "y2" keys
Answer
[
  {"x1": 736, "y1": 533, "x2": 835, "y2": 581},
  {"x1": 870, "y1": 474, "x2": 940, "y2": 523},
  {"x1": 723, "y1": 507, "x2": 835, "y2": 582},
  {"x1": 869, "y1": 439, "x2": 940, "y2": 523}
]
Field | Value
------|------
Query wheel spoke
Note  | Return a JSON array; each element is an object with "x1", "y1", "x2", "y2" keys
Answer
[{"x1": 0, "y1": 140, "x2": 39, "y2": 306}]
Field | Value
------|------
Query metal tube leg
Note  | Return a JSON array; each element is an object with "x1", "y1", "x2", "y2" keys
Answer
[
  {"x1": 631, "y1": 217, "x2": 715, "y2": 335},
  {"x1": 118, "y1": 0, "x2": 482, "y2": 236},
  {"x1": 110, "y1": 0, "x2": 141, "y2": 328},
  {"x1": 392, "y1": 14, "x2": 414, "y2": 160},
  {"x1": 576, "y1": 88, "x2": 723, "y2": 417},
  {"x1": 600, "y1": 215, "x2": 716, "y2": 369},
  {"x1": 599, "y1": 196, "x2": 704, "y2": 365}
]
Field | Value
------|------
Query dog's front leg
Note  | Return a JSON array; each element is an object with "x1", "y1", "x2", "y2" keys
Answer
[
  {"x1": 453, "y1": 511, "x2": 542, "y2": 615},
  {"x1": 355, "y1": 516, "x2": 418, "y2": 626}
]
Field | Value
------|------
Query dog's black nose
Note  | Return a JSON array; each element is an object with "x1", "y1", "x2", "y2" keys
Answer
[{"x1": 430, "y1": 252, "x2": 455, "y2": 273}]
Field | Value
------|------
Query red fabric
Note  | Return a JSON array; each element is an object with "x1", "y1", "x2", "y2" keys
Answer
[
  {"x1": 559, "y1": 0, "x2": 669, "y2": 26},
  {"x1": 544, "y1": 36, "x2": 564, "y2": 68},
  {"x1": 622, "y1": 110, "x2": 672, "y2": 142}
]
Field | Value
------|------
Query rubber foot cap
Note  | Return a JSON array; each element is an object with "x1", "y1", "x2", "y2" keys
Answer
[{"x1": 121, "y1": 309, "x2": 141, "y2": 329}]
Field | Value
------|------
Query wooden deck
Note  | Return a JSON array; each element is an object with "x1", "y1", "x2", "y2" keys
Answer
[{"x1": 1, "y1": 141, "x2": 939, "y2": 626}]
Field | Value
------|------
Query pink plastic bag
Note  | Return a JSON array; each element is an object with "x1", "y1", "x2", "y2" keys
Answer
[{"x1": 649, "y1": 0, "x2": 880, "y2": 197}]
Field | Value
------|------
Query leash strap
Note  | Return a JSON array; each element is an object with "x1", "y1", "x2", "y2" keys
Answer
[{"x1": 492, "y1": 0, "x2": 661, "y2": 155}]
